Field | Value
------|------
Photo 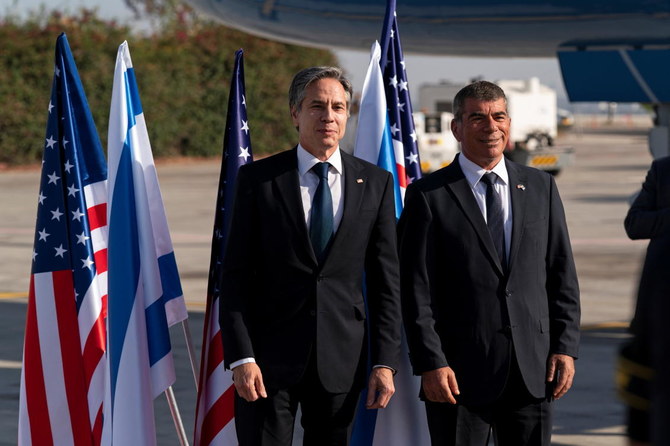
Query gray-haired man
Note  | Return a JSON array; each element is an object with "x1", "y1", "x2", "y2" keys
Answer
[{"x1": 220, "y1": 66, "x2": 402, "y2": 445}]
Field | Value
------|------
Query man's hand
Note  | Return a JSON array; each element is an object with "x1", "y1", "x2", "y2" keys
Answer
[
  {"x1": 232, "y1": 362, "x2": 267, "y2": 402},
  {"x1": 546, "y1": 353, "x2": 575, "y2": 400},
  {"x1": 366, "y1": 367, "x2": 395, "y2": 409},
  {"x1": 422, "y1": 366, "x2": 460, "y2": 404}
]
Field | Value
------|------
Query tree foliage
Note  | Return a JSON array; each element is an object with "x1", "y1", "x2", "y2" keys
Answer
[{"x1": 0, "y1": 9, "x2": 336, "y2": 165}]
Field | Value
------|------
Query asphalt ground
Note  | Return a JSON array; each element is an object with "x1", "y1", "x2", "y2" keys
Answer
[{"x1": 0, "y1": 119, "x2": 654, "y2": 445}]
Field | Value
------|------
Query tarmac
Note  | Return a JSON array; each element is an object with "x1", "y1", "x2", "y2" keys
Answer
[{"x1": 0, "y1": 117, "x2": 655, "y2": 445}]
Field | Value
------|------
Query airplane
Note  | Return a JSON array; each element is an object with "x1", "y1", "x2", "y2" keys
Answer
[{"x1": 185, "y1": 0, "x2": 670, "y2": 157}]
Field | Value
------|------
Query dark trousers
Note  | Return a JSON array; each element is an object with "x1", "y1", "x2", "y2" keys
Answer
[
  {"x1": 234, "y1": 357, "x2": 361, "y2": 446},
  {"x1": 425, "y1": 357, "x2": 553, "y2": 446}
]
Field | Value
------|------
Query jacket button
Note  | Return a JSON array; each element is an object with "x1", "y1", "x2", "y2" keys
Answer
[
  {"x1": 505, "y1": 290, "x2": 512, "y2": 298},
  {"x1": 310, "y1": 310, "x2": 316, "y2": 317}
]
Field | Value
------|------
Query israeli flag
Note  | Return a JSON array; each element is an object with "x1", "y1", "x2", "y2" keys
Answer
[
  {"x1": 354, "y1": 41, "x2": 405, "y2": 218},
  {"x1": 103, "y1": 41, "x2": 187, "y2": 446}
]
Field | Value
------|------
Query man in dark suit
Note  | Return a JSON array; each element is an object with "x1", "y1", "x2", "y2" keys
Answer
[
  {"x1": 398, "y1": 81, "x2": 581, "y2": 445},
  {"x1": 624, "y1": 156, "x2": 670, "y2": 446},
  {"x1": 220, "y1": 66, "x2": 401, "y2": 446}
]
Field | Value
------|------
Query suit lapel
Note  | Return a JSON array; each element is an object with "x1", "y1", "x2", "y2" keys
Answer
[
  {"x1": 327, "y1": 153, "x2": 366, "y2": 254},
  {"x1": 506, "y1": 162, "x2": 527, "y2": 271},
  {"x1": 444, "y1": 157, "x2": 504, "y2": 275},
  {"x1": 272, "y1": 148, "x2": 317, "y2": 264}
]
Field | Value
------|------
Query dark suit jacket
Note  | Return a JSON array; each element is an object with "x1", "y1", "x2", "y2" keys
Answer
[
  {"x1": 398, "y1": 155, "x2": 580, "y2": 406},
  {"x1": 625, "y1": 156, "x2": 670, "y2": 347},
  {"x1": 220, "y1": 148, "x2": 401, "y2": 394},
  {"x1": 624, "y1": 156, "x2": 670, "y2": 444}
]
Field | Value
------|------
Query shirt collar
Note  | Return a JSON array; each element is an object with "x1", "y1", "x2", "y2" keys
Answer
[
  {"x1": 297, "y1": 144, "x2": 343, "y2": 176},
  {"x1": 458, "y1": 153, "x2": 509, "y2": 189}
]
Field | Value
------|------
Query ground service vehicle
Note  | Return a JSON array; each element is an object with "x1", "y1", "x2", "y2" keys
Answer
[{"x1": 415, "y1": 78, "x2": 574, "y2": 174}]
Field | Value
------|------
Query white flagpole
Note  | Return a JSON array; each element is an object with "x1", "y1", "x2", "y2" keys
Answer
[
  {"x1": 181, "y1": 319, "x2": 200, "y2": 390},
  {"x1": 165, "y1": 386, "x2": 190, "y2": 446}
]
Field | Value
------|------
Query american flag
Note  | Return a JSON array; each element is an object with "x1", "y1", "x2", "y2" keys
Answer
[
  {"x1": 380, "y1": 0, "x2": 422, "y2": 185},
  {"x1": 19, "y1": 33, "x2": 108, "y2": 446},
  {"x1": 194, "y1": 48, "x2": 253, "y2": 446}
]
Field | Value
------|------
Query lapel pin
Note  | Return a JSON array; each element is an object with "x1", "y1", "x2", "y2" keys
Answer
[
  {"x1": 516, "y1": 184, "x2": 526, "y2": 190},
  {"x1": 356, "y1": 178, "x2": 364, "y2": 184}
]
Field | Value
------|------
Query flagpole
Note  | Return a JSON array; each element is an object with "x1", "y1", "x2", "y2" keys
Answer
[
  {"x1": 165, "y1": 385, "x2": 190, "y2": 446},
  {"x1": 181, "y1": 319, "x2": 200, "y2": 390}
]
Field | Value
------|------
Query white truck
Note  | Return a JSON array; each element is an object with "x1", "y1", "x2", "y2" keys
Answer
[{"x1": 415, "y1": 77, "x2": 574, "y2": 174}]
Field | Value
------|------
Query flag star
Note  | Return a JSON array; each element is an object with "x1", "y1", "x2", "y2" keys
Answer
[
  {"x1": 81, "y1": 256, "x2": 94, "y2": 270},
  {"x1": 400, "y1": 60, "x2": 406, "y2": 70},
  {"x1": 38, "y1": 192, "x2": 47, "y2": 205},
  {"x1": 389, "y1": 75, "x2": 398, "y2": 89},
  {"x1": 76, "y1": 231, "x2": 90, "y2": 245},
  {"x1": 390, "y1": 123, "x2": 400, "y2": 136},
  {"x1": 38, "y1": 228, "x2": 50, "y2": 241},
  {"x1": 410, "y1": 131, "x2": 418, "y2": 142},
  {"x1": 46, "y1": 135, "x2": 57, "y2": 149},
  {"x1": 240, "y1": 120, "x2": 250, "y2": 134},
  {"x1": 399, "y1": 80, "x2": 408, "y2": 91},
  {"x1": 242, "y1": 95, "x2": 246, "y2": 107},
  {"x1": 406, "y1": 152, "x2": 419, "y2": 164},
  {"x1": 239, "y1": 146, "x2": 251, "y2": 161},
  {"x1": 48, "y1": 101, "x2": 54, "y2": 114},
  {"x1": 67, "y1": 184, "x2": 80, "y2": 197},
  {"x1": 54, "y1": 244, "x2": 67, "y2": 258},
  {"x1": 55, "y1": 66, "x2": 60, "y2": 77},
  {"x1": 64, "y1": 160, "x2": 74, "y2": 173},
  {"x1": 47, "y1": 171, "x2": 60, "y2": 185},
  {"x1": 398, "y1": 101, "x2": 406, "y2": 112},
  {"x1": 32, "y1": 250, "x2": 38, "y2": 261},
  {"x1": 51, "y1": 208, "x2": 63, "y2": 221},
  {"x1": 62, "y1": 138, "x2": 69, "y2": 147},
  {"x1": 72, "y1": 208, "x2": 85, "y2": 221},
  {"x1": 390, "y1": 29, "x2": 395, "y2": 39}
]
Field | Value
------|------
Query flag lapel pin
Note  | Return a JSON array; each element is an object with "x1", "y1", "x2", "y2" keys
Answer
[{"x1": 356, "y1": 178, "x2": 364, "y2": 184}]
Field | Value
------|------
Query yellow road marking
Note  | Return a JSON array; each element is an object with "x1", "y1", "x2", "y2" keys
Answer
[{"x1": 0, "y1": 292, "x2": 27, "y2": 299}]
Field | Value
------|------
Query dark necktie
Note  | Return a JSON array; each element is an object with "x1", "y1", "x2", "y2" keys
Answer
[
  {"x1": 481, "y1": 172, "x2": 506, "y2": 267},
  {"x1": 310, "y1": 162, "x2": 333, "y2": 262}
]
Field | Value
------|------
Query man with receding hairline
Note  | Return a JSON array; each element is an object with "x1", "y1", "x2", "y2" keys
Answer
[
  {"x1": 220, "y1": 66, "x2": 402, "y2": 446},
  {"x1": 399, "y1": 80, "x2": 581, "y2": 445}
]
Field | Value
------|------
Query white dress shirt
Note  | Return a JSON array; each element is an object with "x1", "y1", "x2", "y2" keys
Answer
[
  {"x1": 297, "y1": 144, "x2": 345, "y2": 232},
  {"x1": 458, "y1": 154, "x2": 513, "y2": 260}
]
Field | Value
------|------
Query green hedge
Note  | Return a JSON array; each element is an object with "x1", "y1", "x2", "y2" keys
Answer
[{"x1": 0, "y1": 11, "x2": 337, "y2": 165}]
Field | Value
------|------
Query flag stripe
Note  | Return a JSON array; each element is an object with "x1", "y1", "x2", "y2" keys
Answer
[
  {"x1": 199, "y1": 385, "x2": 236, "y2": 446},
  {"x1": 108, "y1": 142, "x2": 141, "y2": 406},
  {"x1": 87, "y1": 204, "x2": 107, "y2": 231},
  {"x1": 53, "y1": 270, "x2": 93, "y2": 446},
  {"x1": 93, "y1": 249, "x2": 108, "y2": 276},
  {"x1": 206, "y1": 328, "x2": 223, "y2": 378},
  {"x1": 35, "y1": 273, "x2": 75, "y2": 445},
  {"x1": 82, "y1": 313, "x2": 106, "y2": 387},
  {"x1": 22, "y1": 277, "x2": 54, "y2": 446}
]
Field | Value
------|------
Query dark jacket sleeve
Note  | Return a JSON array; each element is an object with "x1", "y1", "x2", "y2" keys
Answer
[
  {"x1": 545, "y1": 174, "x2": 581, "y2": 358},
  {"x1": 625, "y1": 158, "x2": 670, "y2": 240},
  {"x1": 219, "y1": 165, "x2": 256, "y2": 368},
  {"x1": 364, "y1": 171, "x2": 402, "y2": 371},
  {"x1": 397, "y1": 184, "x2": 449, "y2": 374}
]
